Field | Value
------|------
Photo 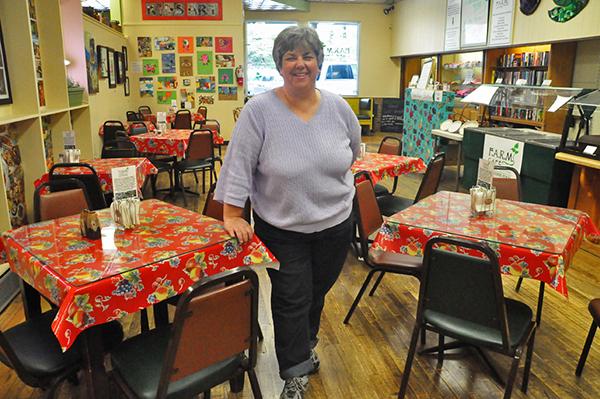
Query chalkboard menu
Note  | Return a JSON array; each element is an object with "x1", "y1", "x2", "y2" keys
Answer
[{"x1": 380, "y1": 98, "x2": 404, "y2": 132}]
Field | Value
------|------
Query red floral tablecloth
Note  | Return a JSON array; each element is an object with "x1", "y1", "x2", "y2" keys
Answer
[
  {"x1": 372, "y1": 191, "x2": 600, "y2": 297},
  {"x1": 98, "y1": 121, "x2": 156, "y2": 136},
  {"x1": 35, "y1": 158, "x2": 158, "y2": 194},
  {"x1": 351, "y1": 153, "x2": 426, "y2": 184},
  {"x1": 130, "y1": 129, "x2": 223, "y2": 157},
  {"x1": 2, "y1": 199, "x2": 278, "y2": 350}
]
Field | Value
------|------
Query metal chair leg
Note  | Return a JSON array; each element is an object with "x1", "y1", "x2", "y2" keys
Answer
[
  {"x1": 522, "y1": 327, "x2": 536, "y2": 393},
  {"x1": 437, "y1": 334, "x2": 444, "y2": 367},
  {"x1": 247, "y1": 369, "x2": 263, "y2": 399},
  {"x1": 503, "y1": 351, "x2": 522, "y2": 399},
  {"x1": 369, "y1": 271, "x2": 386, "y2": 296},
  {"x1": 576, "y1": 321, "x2": 597, "y2": 376},
  {"x1": 515, "y1": 277, "x2": 524, "y2": 292},
  {"x1": 179, "y1": 172, "x2": 187, "y2": 207},
  {"x1": 343, "y1": 269, "x2": 378, "y2": 324},
  {"x1": 398, "y1": 323, "x2": 421, "y2": 398}
]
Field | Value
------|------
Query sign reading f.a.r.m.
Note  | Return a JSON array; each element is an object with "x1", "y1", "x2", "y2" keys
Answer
[{"x1": 482, "y1": 135, "x2": 525, "y2": 178}]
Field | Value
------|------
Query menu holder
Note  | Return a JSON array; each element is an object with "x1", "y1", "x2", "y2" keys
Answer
[
  {"x1": 80, "y1": 209, "x2": 101, "y2": 240},
  {"x1": 110, "y1": 166, "x2": 141, "y2": 229}
]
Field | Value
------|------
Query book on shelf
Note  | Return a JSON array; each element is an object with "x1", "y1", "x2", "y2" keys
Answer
[{"x1": 497, "y1": 51, "x2": 549, "y2": 68}]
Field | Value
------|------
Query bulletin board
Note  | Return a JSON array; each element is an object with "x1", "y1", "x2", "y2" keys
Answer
[{"x1": 142, "y1": 0, "x2": 222, "y2": 21}]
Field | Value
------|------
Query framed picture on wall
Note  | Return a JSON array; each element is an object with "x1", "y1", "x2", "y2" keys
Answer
[
  {"x1": 115, "y1": 51, "x2": 125, "y2": 84},
  {"x1": 97, "y1": 46, "x2": 109, "y2": 78},
  {"x1": 0, "y1": 22, "x2": 13, "y2": 105},
  {"x1": 122, "y1": 45, "x2": 128, "y2": 70},
  {"x1": 124, "y1": 76, "x2": 130, "y2": 96},
  {"x1": 107, "y1": 48, "x2": 116, "y2": 88}
]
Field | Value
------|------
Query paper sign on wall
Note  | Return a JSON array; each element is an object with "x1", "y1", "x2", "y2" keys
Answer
[
  {"x1": 488, "y1": 0, "x2": 514, "y2": 46},
  {"x1": 444, "y1": 0, "x2": 462, "y2": 51},
  {"x1": 483, "y1": 134, "x2": 525, "y2": 178}
]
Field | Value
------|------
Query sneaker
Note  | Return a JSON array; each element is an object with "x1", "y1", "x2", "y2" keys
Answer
[
  {"x1": 309, "y1": 348, "x2": 320, "y2": 374},
  {"x1": 280, "y1": 375, "x2": 309, "y2": 399}
]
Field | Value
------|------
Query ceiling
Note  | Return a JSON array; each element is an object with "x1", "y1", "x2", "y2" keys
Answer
[{"x1": 244, "y1": 0, "x2": 391, "y2": 11}]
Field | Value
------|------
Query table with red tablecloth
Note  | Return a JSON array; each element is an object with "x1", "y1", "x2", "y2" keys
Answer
[
  {"x1": 351, "y1": 152, "x2": 426, "y2": 184},
  {"x1": 372, "y1": 191, "x2": 600, "y2": 298},
  {"x1": 2, "y1": 199, "x2": 278, "y2": 351},
  {"x1": 35, "y1": 158, "x2": 158, "y2": 194},
  {"x1": 129, "y1": 129, "x2": 222, "y2": 158}
]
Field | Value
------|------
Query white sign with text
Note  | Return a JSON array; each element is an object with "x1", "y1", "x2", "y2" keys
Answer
[{"x1": 483, "y1": 134, "x2": 525, "y2": 177}]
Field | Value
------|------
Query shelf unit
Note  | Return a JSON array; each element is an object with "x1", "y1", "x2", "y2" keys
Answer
[{"x1": 0, "y1": 0, "x2": 93, "y2": 231}]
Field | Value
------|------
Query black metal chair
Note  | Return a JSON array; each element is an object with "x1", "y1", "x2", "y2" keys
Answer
[
  {"x1": 49, "y1": 163, "x2": 107, "y2": 210},
  {"x1": 197, "y1": 105, "x2": 208, "y2": 120},
  {"x1": 101, "y1": 139, "x2": 138, "y2": 158},
  {"x1": 174, "y1": 129, "x2": 217, "y2": 205},
  {"x1": 102, "y1": 121, "x2": 126, "y2": 144},
  {"x1": 376, "y1": 152, "x2": 446, "y2": 217},
  {"x1": 33, "y1": 178, "x2": 91, "y2": 223},
  {"x1": 373, "y1": 136, "x2": 403, "y2": 196},
  {"x1": 576, "y1": 298, "x2": 600, "y2": 377},
  {"x1": 138, "y1": 106, "x2": 152, "y2": 116},
  {"x1": 110, "y1": 268, "x2": 262, "y2": 399},
  {"x1": 173, "y1": 109, "x2": 192, "y2": 129},
  {"x1": 126, "y1": 111, "x2": 143, "y2": 122},
  {"x1": 344, "y1": 171, "x2": 423, "y2": 324},
  {"x1": 398, "y1": 236, "x2": 536, "y2": 399}
]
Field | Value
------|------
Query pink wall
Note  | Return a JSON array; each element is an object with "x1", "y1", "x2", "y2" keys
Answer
[{"x1": 60, "y1": 0, "x2": 87, "y2": 89}]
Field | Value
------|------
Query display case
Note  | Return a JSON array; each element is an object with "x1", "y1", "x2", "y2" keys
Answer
[
  {"x1": 559, "y1": 90, "x2": 600, "y2": 160},
  {"x1": 440, "y1": 51, "x2": 483, "y2": 98}
]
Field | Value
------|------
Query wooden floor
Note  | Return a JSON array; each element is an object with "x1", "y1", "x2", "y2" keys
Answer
[{"x1": 2, "y1": 133, "x2": 600, "y2": 398}]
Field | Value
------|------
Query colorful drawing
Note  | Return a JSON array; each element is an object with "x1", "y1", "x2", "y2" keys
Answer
[
  {"x1": 198, "y1": 95, "x2": 215, "y2": 105},
  {"x1": 157, "y1": 90, "x2": 177, "y2": 104},
  {"x1": 42, "y1": 117, "x2": 53, "y2": 170},
  {"x1": 218, "y1": 86, "x2": 237, "y2": 101},
  {"x1": 180, "y1": 88, "x2": 195, "y2": 108},
  {"x1": 196, "y1": 76, "x2": 215, "y2": 93},
  {"x1": 215, "y1": 36, "x2": 233, "y2": 53},
  {"x1": 140, "y1": 77, "x2": 154, "y2": 97},
  {"x1": 216, "y1": 54, "x2": 235, "y2": 68},
  {"x1": 179, "y1": 56, "x2": 193, "y2": 76},
  {"x1": 84, "y1": 31, "x2": 99, "y2": 94},
  {"x1": 137, "y1": 37, "x2": 152, "y2": 57},
  {"x1": 0, "y1": 125, "x2": 27, "y2": 228},
  {"x1": 196, "y1": 36, "x2": 213, "y2": 47},
  {"x1": 154, "y1": 37, "x2": 176, "y2": 51},
  {"x1": 143, "y1": 59, "x2": 159, "y2": 76},
  {"x1": 161, "y1": 53, "x2": 176, "y2": 74},
  {"x1": 178, "y1": 36, "x2": 193, "y2": 53},
  {"x1": 197, "y1": 51, "x2": 213, "y2": 74},
  {"x1": 182, "y1": 79, "x2": 191, "y2": 86},
  {"x1": 218, "y1": 68, "x2": 233, "y2": 85},
  {"x1": 158, "y1": 76, "x2": 178, "y2": 90}
]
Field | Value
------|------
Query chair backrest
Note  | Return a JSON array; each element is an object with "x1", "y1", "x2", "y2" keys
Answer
[
  {"x1": 126, "y1": 111, "x2": 142, "y2": 122},
  {"x1": 493, "y1": 165, "x2": 522, "y2": 202},
  {"x1": 138, "y1": 105, "x2": 152, "y2": 115},
  {"x1": 418, "y1": 236, "x2": 511, "y2": 352},
  {"x1": 378, "y1": 136, "x2": 402, "y2": 155},
  {"x1": 156, "y1": 268, "x2": 259, "y2": 399},
  {"x1": 353, "y1": 172, "x2": 384, "y2": 259},
  {"x1": 49, "y1": 163, "x2": 107, "y2": 210},
  {"x1": 197, "y1": 106, "x2": 208, "y2": 120},
  {"x1": 414, "y1": 152, "x2": 445, "y2": 204},
  {"x1": 103, "y1": 121, "x2": 126, "y2": 143},
  {"x1": 33, "y1": 178, "x2": 91, "y2": 222},
  {"x1": 186, "y1": 129, "x2": 214, "y2": 160},
  {"x1": 101, "y1": 139, "x2": 138, "y2": 158},
  {"x1": 202, "y1": 184, "x2": 251, "y2": 223},
  {"x1": 174, "y1": 110, "x2": 192, "y2": 129},
  {"x1": 233, "y1": 107, "x2": 242, "y2": 122}
]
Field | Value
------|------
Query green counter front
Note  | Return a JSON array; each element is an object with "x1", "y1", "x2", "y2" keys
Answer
[{"x1": 462, "y1": 127, "x2": 573, "y2": 206}]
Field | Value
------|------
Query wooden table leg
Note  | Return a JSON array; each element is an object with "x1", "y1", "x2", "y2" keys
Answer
[{"x1": 80, "y1": 327, "x2": 110, "y2": 399}]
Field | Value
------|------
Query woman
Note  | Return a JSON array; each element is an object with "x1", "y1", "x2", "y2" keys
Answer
[{"x1": 215, "y1": 26, "x2": 360, "y2": 399}]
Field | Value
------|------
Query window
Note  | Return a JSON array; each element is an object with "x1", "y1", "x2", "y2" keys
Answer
[
  {"x1": 246, "y1": 21, "x2": 297, "y2": 96},
  {"x1": 310, "y1": 22, "x2": 359, "y2": 96}
]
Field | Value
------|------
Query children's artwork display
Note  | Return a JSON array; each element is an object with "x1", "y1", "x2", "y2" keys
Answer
[
  {"x1": 198, "y1": 95, "x2": 215, "y2": 105},
  {"x1": 97, "y1": 46, "x2": 109, "y2": 78},
  {"x1": 154, "y1": 37, "x2": 176, "y2": 51},
  {"x1": 218, "y1": 86, "x2": 237, "y2": 100},
  {"x1": 215, "y1": 36, "x2": 233, "y2": 53},
  {"x1": 178, "y1": 37, "x2": 193, "y2": 53},
  {"x1": 42, "y1": 117, "x2": 53, "y2": 170},
  {"x1": 140, "y1": 77, "x2": 154, "y2": 97},
  {"x1": 157, "y1": 76, "x2": 178, "y2": 90},
  {"x1": 196, "y1": 77, "x2": 216, "y2": 93},
  {"x1": 85, "y1": 31, "x2": 99, "y2": 94},
  {"x1": 143, "y1": 0, "x2": 223, "y2": 21},
  {"x1": 137, "y1": 37, "x2": 152, "y2": 57},
  {"x1": 218, "y1": 68, "x2": 233, "y2": 85},
  {"x1": 143, "y1": 59, "x2": 159, "y2": 76},
  {"x1": 157, "y1": 90, "x2": 176, "y2": 104},
  {"x1": 161, "y1": 53, "x2": 176, "y2": 73},
  {"x1": 179, "y1": 56, "x2": 193, "y2": 76},
  {"x1": 196, "y1": 36, "x2": 213, "y2": 47},
  {"x1": 0, "y1": 125, "x2": 27, "y2": 228},
  {"x1": 197, "y1": 51, "x2": 213, "y2": 74},
  {"x1": 182, "y1": 78, "x2": 191, "y2": 86},
  {"x1": 180, "y1": 88, "x2": 195, "y2": 108},
  {"x1": 216, "y1": 54, "x2": 234, "y2": 67}
]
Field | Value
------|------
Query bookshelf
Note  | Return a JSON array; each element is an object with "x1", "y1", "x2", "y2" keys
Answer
[
  {"x1": 0, "y1": 0, "x2": 92, "y2": 230},
  {"x1": 484, "y1": 42, "x2": 576, "y2": 132}
]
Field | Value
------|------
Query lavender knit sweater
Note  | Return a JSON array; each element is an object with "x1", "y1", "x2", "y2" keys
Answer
[{"x1": 214, "y1": 89, "x2": 361, "y2": 233}]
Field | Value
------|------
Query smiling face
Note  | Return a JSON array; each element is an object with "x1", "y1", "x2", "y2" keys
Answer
[{"x1": 280, "y1": 47, "x2": 320, "y2": 93}]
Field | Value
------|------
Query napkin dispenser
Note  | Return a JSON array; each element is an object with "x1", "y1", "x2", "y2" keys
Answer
[
  {"x1": 470, "y1": 186, "x2": 496, "y2": 216},
  {"x1": 80, "y1": 209, "x2": 101, "y2": 240},
  {"x1": 110, "y1": 198, "x2": 141, "y2": 229}
]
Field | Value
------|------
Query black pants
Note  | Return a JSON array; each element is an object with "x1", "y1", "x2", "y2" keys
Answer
[{"x1": 254, "y1": 213, "x2": 353, "y2": 379}]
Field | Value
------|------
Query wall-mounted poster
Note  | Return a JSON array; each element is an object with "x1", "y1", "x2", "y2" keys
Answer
[
  {"x1": 196, "y1": 76, "x2": 215, "y2": 93},
  {"x1": 115, "y1": 52, "x2": 125, "y2": 84},
  {"x1": 198, "y1": 95, "x2": 214, "y2": 105},
  {"x1": 107, "y1": 48, "x2": 116, "y2": 88},
  {"x1": 196, "y1": 36, "x2": 213, "y2": 47},
  {"x1": 122, "y1": 45, "x2": 128, "y2": 70},
  {"x1": 161, "y1": 53, "x2": 176, "y2": 73},
  {"x1": 197, "y1": 51, "x2": 213, "y2": 74},
  {"x1": 178, "y1": 37, "x2": 193, "y2": 53},
  {"x1": 488, "y1": 0, "x2": 514, "y2": 46},
  {"x1": 97, "y1": 46, "x2": 109, "y2": 78},
  {"x1": 215, "y1": 36, "x2": 233, "y2": 53},
  {"x1": 218, "y1": 68, "x2": 233, "y2": 84},
  {"x1": 158, "y1": 76, "x2": 178, "y2": 90},
  {"x1": 143, "y1": 59, "x2": 159, "y2": 76},
  {"x1": 218, "y1": 86, "x2": 237, "y2": 100},
  {"x1": 179, "y1": 56, "x2": 193, "y2": 76},
  {"x1": 461, "y1": 0, "x2": 489, "y2": 48},
  {"x1": 137, "y1": 37, "x2": 152, "y2": 57},
  {"x1": 216, "y1": 54, "x2": 235, "y2": 67},
  {"x1": 142, "y1": 0, "x2": 222, "y2": 21},
  {"x1": 85, "y1": 31, "x2": 99, "y2": 94},
  {"x1": 140, "y1": 77, "x2": 154, "y2": 97},
  {"x1": 154, "y1": 37, "x2": 176, "y2": 51},
  {"x1": 182, "y1": 78, "x2": 191, "y2": 86},
  {"x1": 157, "y1": 90, "x2": 176, "y2": 104},
  {"x1": 180, "y1": 88, "x2": 195, "y2": 108},
  {"x1": 0, "y1": 22, "x2": 13, "y2": 105}
]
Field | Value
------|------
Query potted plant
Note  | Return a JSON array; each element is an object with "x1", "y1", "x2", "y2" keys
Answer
[{"x1": 67, "y1": 78, "x2": 84, "y2": 107}]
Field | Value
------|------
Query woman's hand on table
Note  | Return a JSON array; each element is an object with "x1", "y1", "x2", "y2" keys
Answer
[{"x1": 224, "y1": 216, "x2": 254, "y2": 243}]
